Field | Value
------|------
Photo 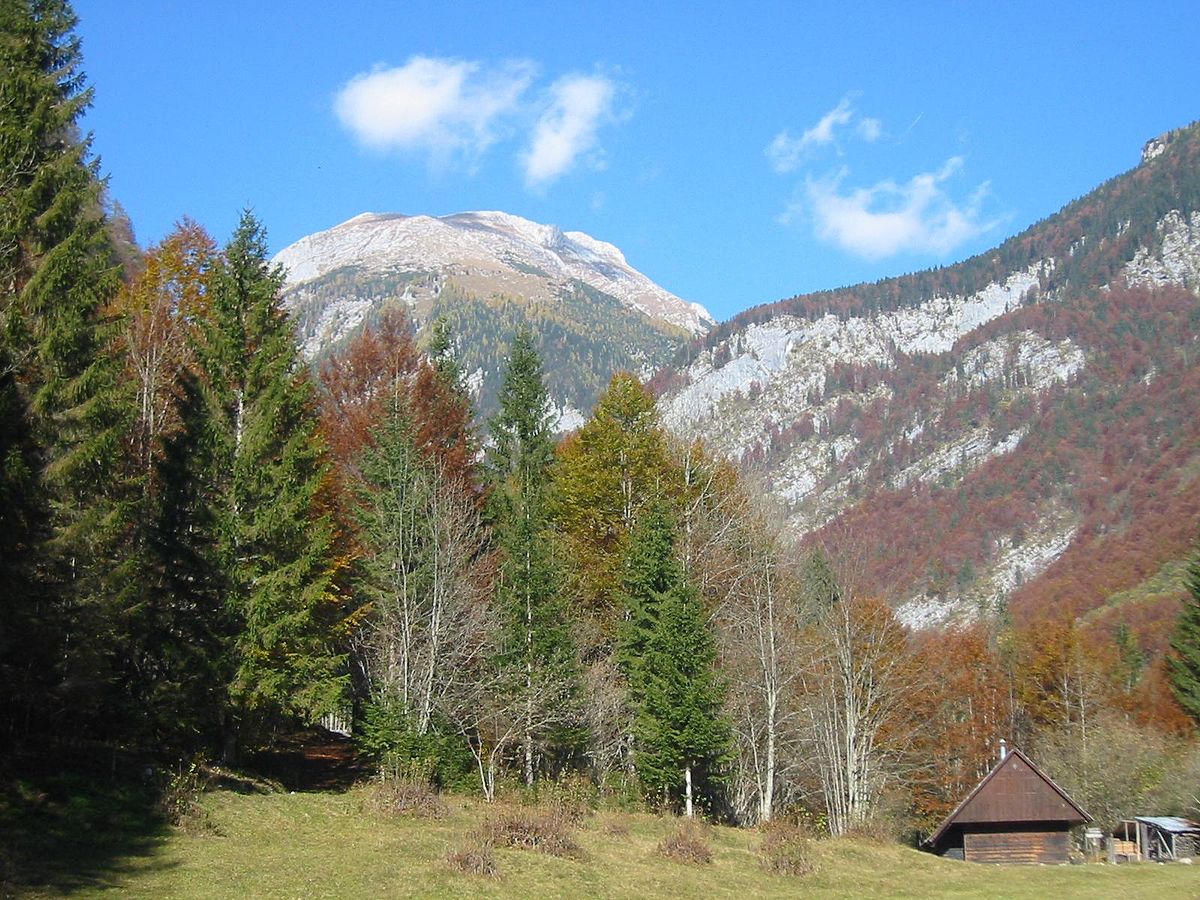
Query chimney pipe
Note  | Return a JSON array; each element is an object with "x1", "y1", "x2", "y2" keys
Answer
[{"x1": 999, "y1": 738, "x2": 1008, "y2": 762}]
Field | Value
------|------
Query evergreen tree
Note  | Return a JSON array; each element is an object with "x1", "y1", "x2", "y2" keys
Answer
[
  {"x1": 622, "y1": 506, "x2": 731, "y2": 817},
  {"x1": 0, "y1": 0, "x2": 131, "y2": 737},
  {"x1": 172, "y1": 212, "x2": 346, "y2": 755},
  {"x1": 143, "y1": 370, "x2": 230, "y2": 753},
  {"x1": 616, "y1": 503, "x2": 682, "y2": 706},
  {"x1": 1168, "y1": 557, "x2": 1200, "y2": 724},
  {"x1": 0, "y1": 340, "x2": 46, "y2": 736},
  {"x1": 485, "y1": 328, "x2": 577, "y2": 785}
]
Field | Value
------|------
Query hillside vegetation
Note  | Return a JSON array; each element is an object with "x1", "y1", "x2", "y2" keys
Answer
[{"x1": 656, "y1": 123, "x2": 1200, "y2": 645}]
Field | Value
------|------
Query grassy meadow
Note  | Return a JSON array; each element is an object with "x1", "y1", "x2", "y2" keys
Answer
[{"x1": 5, "y1": 780, "x2": 1197, "y2": 899}]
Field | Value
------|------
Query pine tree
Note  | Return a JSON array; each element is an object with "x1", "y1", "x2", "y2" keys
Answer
[
  {"x1": 485, "y1": 328, "x2": 577, "y2": 785},
  {"x1": 1168, "y1": 557, "x2": 1200, "y2": 724},
  {"x1": 0, "y1": 0, "x2": 131, "y2": 737},
  {"x1": 175, "y1": 212, "x2": 346, "y2": 755},
  {"x1": 623, "y1": 506, "x2": 731, "y2": 817}
]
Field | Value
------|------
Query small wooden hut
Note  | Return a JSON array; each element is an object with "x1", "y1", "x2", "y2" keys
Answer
[
  {"x1": 1112, "y1": 817, "x2": 1200, "y2": 862},
  {"x1": 923, "y1": 745, "x2": 1091, "y2": 864}
]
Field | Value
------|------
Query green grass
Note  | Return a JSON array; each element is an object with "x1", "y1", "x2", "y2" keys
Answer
[{"x1": 11, "y1": 786, "x2": 1197, "y2": 899}]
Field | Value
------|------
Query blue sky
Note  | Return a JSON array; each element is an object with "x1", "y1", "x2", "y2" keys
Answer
[{"x1": 75, "y1": 1, "x2": 1199, "y2": 322}]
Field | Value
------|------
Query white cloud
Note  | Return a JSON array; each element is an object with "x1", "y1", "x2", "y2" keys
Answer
[
  {"x1": 858, "y1": 117, "x2": 883, "y2": 142},
  {"x1": 523, "y1": 74, "x2": 616, "y2": 187},
  {"x1": 334, "y1": 56, "x2": 535, "y2": 166},
  {"x1": 802, "y1": 157, "x2": 994, "y2": 259},
  {"x1": 766, "y1": 97, "x2": 861, "y2": 173}
]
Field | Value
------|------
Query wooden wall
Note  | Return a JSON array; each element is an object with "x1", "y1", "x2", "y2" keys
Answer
[{"x1": 964, "y1": 827, "x2": 1070, "y2": 864}]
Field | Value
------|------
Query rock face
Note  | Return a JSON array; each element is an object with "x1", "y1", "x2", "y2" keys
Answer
[
  {"x1": 276, "y1": 211, "x2": 712, "y2": 339},
  {"x1": 273, "y1": 210, "x2": 712, "y2": 422},
  {"x1": 657, "y1": 122, "x2": 1200, "y2": 631}
]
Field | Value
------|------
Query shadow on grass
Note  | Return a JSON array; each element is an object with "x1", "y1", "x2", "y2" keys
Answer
[
  {"x1": 0, "y1": 749, "x2": 177, "y2": 897},
  {"x1": 246, "y1": 730, "x2": 370, "y2": 793}
]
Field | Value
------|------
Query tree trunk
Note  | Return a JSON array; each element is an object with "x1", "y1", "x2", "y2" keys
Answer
[{"x1": 685, "y1": 765, "x2": 694, "y2": 818}]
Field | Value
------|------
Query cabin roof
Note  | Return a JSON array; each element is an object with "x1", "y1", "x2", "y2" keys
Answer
[
  {"x1": 1134, "y1": 816, "x2": 1200, "y2": 834},
  {"x1": 924, "y1": 748, "x2": 1091, "y2": 849}
]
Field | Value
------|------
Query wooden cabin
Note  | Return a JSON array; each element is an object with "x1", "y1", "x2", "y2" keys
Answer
[{"x1": 923, "y1": 746, "x2": 1091, "y2": 864}]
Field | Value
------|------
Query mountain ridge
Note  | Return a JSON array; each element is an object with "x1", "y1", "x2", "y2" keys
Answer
[{"x1": 655, "y1": 122, "x2": 1200, "y2": 644}]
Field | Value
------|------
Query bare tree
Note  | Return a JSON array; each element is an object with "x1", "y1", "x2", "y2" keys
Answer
[
  {"x1": 715, "y1": 509, "x2": 807, "y2": 824},
  {"x1": 798, "y1": 581, "x2": 919, "y2": 836},
  {"x1": 444, "y1": 655, "x2": 573, "y2": 802},
  {"x1": 353, "y1": 432, "x2": 492, "y2": 740}
]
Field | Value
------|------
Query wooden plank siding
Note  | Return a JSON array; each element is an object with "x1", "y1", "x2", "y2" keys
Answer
[{"x1": 964, "y1": 827, "x2": 1071, "y2": 864}]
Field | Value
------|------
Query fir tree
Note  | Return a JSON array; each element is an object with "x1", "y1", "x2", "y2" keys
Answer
[
  {"x1": 485, "y1": 328, "x2": 577, "y2": 785},
  {"x1": 176, "y1": 212, "x2": 346, "y2": 755},
  {"x1": 0, "y1": 0, "x2": 131, "y2": 736},
  {"x1": 144, "y1": 370, "x2": 230, "y2": 753},
  {"x1": 621, "y1": 505, "x2": 731, "y2": 816},
  {"x1": 616, "y1": 503, "x2": 682, "y2": 705},
  {"x1": 1168, "y1": 557, "x2": 1200, "y2": 724},
  {"x1": 0, "y1": 340, "x2": 46, "y2": 735}
]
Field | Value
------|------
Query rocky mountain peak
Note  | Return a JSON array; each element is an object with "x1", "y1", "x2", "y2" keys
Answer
[{"x1": 273, "y1": 210, "x2": 713, "y2": 337}]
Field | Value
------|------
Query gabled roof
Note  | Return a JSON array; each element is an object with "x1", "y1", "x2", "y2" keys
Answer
[{"x1": 924, "y1": 748, "x2": 1091, "y2": 849}]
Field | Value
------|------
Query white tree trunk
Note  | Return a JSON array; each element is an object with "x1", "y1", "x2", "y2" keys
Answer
[{"x1": 685, "y1": 765, "x2": 694, "y2": 819}]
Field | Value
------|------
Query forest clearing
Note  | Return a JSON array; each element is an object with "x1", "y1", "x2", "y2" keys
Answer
[{"x1": 5, "y1": 774, "x2": 1195, "y2": 900}]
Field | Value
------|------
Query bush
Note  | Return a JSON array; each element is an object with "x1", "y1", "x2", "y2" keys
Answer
[
  {"x1": 356, "y1": 697, "x2": 475, "y2": 791},
  {"x1": 445, "y1": 836, "x2": 498, "y2": 877},
  {"x1": 657, "y1": 821, "x2": 712, "y2": 864},
  {"x1": 479, "y1": 807, "x2": 586, "y2": 860},
  {"x1": 759, "y1": 820, "x2": 814, "y2": 876},
  {"x1": 157, "y1": 759, "x2": 217, "y2": 835},
  {"x1": 530, "y1": 773, "x2": 596, "y2": 824},
  {"x1": 362, "y1": 772, "x2": 447, "y2": 820}
]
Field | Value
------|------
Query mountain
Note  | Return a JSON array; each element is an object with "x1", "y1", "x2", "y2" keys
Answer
[
  {"x1": 655, "y1": 123, "x2": 1200, "y2": 646},
  {"x1": 274, "y1": 210, "x2": 713, "y2": 424}
]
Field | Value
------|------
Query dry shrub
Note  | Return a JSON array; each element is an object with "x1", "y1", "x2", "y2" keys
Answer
[
  {"x1": 601, "y1": 814, "x2": 631, "y2": 838},
  {"x1": 533, "y1": 773, "x2": 596, "y2": 825},
  {"x1": 363, "y1": 776, "x2": 447, "y2": 820},
  {"x1": 759, "y1": 821, "x2": 814, "y2": 877},
  {"x1": 657, "y1": 820, "x2": 713, "y2": 865},
  {"x1": 480, "y1": 807, "x2": 586, "y2": 860},
  {"x1": 445, "y1": 835, "x2": 499, "y2": 877}
]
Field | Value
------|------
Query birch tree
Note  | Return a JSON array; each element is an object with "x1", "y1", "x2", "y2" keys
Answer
[
  {"x1": 352, "y1": 396, "x2": 491, "y2": 741},
  {"x1": 717, "y1": 515, "x2": 805, "y2": 824},
  {"x1": 800, "y1": 584, "x2": 917, "y2": 836}
]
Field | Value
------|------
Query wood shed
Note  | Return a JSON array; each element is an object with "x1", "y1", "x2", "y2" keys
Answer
[
  {"x1": 922, "y1": 745, "x2": 1091, "y2": 864},
  {"x1": 1113, "y1": 817, "x2": 1200, "y2": 862}
]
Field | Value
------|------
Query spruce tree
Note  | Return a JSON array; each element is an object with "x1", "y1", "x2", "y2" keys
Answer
[
  {"x1": 1168, "y1": 557, "x2": 1200, "y2": 724},
  {"x1": 616, "y1": 503, "x2": 682, "y2": 706},
  {"x1": 0, "y1": 0, "x2": 131, "y2": 737},
  {"x1": 485, "y1": 328, "x2": 577, "y2": 785},
  {"x1": 177, "y1": 212, "x2": 346, "y2": 754},
  {"x1": 621, "y1": 505, "x2": 731, "y2": 816}
]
